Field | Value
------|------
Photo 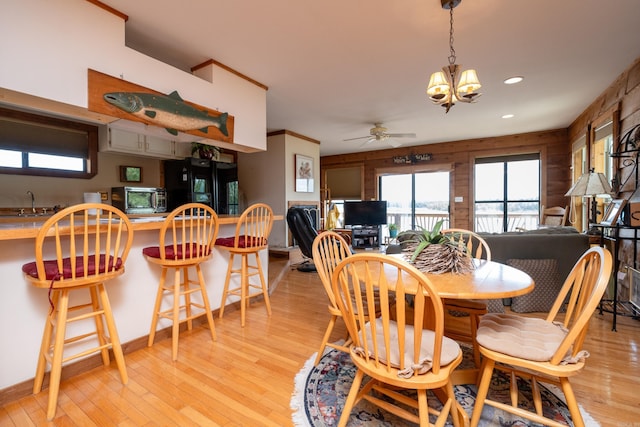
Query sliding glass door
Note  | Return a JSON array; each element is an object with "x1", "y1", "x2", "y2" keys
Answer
[{"x1": 380, "y1": 171, "x2": 450, "y2": 233}]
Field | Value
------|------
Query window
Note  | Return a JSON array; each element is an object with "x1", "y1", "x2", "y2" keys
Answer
[
  {"x1": 379, "y1": 171, "x2": 450, "y2": 232},
  {"x1": 590, "y1": 119, "x2": 614, "y2": 224},
  {"x1": 0, "y1": 107, "x2": 98, "y2": 178},
  {"x1": 474, "y1": 154, "x2": 540, "y2": 233},
  {"x1": 570, "y1": 135, "x2": 587, "y2": 231}
]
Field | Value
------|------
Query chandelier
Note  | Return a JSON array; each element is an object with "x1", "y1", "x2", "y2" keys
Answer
[{"x1": 426, "y1": 0, "x2": 481, "y2": 113}]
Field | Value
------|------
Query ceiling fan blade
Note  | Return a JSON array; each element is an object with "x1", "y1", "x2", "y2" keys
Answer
[
  {"x1": 388, "y1": 139, "x2": 403, "y2": 148},
  {"x1": 386, "y1": 133, "x2": 416, "y2": 138},
  {"x1": 360, "y1": 137, "x2": 376, "y2": 147},
  {"x1": 343, "y1": 135, "x2": 372, "y2": 141}
]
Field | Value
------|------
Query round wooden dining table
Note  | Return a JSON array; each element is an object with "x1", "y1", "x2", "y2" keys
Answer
[{"x1": 383, "y1": 254, "x2": 535, "y2": 301}]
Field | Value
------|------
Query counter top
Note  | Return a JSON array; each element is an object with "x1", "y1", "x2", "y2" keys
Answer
[{"x1": 0, "y1": 214, "x2": 284, "y2": 241}]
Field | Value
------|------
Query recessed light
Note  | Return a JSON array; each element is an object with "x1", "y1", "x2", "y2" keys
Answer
[
  {"x1": 502, "y1": 114, "x2": 514, "y2": 119},
  {"x1": 504, "y1": 76, "x2": 524, "y2": 85}
]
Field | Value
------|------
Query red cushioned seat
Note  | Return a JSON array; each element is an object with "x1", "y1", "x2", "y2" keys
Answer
[
  {"x1": 22, "y1": 255, "x2": 123, "y2": 280},
  {"x1": 142, "y1": 244, "x2": 210, "y2": 259},
  {"x1": 215, "y1": 236, "x2": 266, "y2": 248}
]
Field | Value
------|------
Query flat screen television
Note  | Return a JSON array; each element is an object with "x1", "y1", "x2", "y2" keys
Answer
[{"x1": 343, "y1": 201, "x2": 387, "y2": 226}]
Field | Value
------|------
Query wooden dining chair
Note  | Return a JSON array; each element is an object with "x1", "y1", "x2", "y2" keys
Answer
[
  {"x1": 441, "y1": 228, "x2": 492, "y2": 368},
  {"x1": 216, "y1": 203, "x2": 274, "y2": 327},
  {"x1": 310, "y1": 231, "x2": 353, "y2": 365},
  {"x1": 332, "y1": 253, "x2": 464, "y2": 427},
  {"x1": 143, "y1": 203, "x2": 219, "y2": 361},
  {"x1": 541, "y1": 205, "x2": 569, "y2": 226},
  {"x1": 470, "y1": 246, "x2": 612, "y2": 427},
  {"x1": 21, "y1": 203, "x2": 133, "y2": 420}
]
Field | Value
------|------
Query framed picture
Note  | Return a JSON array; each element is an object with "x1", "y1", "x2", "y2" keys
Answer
[
  {"x1": 295, "y1": 154, "x2": 314, "y2": 192},
  {"x1": 119, "y1": 165, "x2": 142, "y2": 183},
  {"x1": 600, "y1": 199, "x2": 627, "y2": 226}
]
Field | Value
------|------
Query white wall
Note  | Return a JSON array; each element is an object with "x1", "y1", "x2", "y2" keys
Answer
[
  {"x1": 238, "y1": 135, "x2": 287, "y2": 246},
  {"x1": 285, "y1": 135, "x2": 320, "y2": 206},
  {"x1": 0, "y1": 0, "x2": 266, "y2": 152},
  {"x1": 239, "y1": 132, "x2": 319, "y2": 248}
]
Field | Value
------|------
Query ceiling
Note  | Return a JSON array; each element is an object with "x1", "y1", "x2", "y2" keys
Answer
[{"x1": 100, "y1": 0, "x2": 640, "y2": 156}]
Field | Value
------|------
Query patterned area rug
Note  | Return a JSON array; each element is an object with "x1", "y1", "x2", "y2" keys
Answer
[{"x1": 291, "y1": 348, "x2": 600, "y2": 427}]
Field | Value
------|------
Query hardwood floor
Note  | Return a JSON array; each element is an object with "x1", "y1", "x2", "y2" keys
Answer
[{"x1": 1, "y1": 253, "x2": 639, "y2": 426}]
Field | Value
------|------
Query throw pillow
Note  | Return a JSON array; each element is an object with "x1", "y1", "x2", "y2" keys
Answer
[{"x1": 506, "y1": 258, "x2": 563, "y2": 313}]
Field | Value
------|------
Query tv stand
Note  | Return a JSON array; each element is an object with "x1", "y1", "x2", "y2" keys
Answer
[{"x1": 351, "y1": 225, "x2": 381, "y2": 249}]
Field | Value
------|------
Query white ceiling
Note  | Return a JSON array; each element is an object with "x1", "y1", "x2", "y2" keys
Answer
[{"x1": 100, "y1": 0, "x2": 640, "y2": 156}]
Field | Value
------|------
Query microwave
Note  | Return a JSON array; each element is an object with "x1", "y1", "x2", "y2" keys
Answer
[{"x1": 111, "y1": 186, "x2": 167, "y2": 214}]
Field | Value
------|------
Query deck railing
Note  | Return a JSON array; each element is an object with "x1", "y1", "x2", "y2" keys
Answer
[{"x1": 385, "y1": 212, "x2": 540, "y2": 233}]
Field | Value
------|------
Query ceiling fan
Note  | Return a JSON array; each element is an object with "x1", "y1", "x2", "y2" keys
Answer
[{"x1": 343, "y1": 123, "x2": 416, "y2": 148}]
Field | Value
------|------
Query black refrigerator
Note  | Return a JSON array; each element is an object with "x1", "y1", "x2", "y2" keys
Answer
[{"x1": 164, "y1": 157, "x2": 239, "y2": 215}]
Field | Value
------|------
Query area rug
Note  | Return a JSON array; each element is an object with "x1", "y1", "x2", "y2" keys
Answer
[{"x1": 291, "y1": 348, "x2": 600, "y2": 427}]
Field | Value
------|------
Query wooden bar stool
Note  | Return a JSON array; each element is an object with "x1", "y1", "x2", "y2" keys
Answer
[
  {"x1": 216, "y1": 203, "x2": 274, "y2": 327},
  {"x1": 21, "y1": 203, "x2": 133, "y2": 420},
  {"x1": 143, "y1": 203, "x2": 219, "y2": 361}
]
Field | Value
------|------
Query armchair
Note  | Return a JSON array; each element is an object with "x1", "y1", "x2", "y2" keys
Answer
[{"x1": 286, "y1": 207, "x2": 318, "y2": 272}]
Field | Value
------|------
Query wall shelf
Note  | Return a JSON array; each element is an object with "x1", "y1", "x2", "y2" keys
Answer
[{"x1": 593, "y1": 224, "x2": 640, "y2": 330}]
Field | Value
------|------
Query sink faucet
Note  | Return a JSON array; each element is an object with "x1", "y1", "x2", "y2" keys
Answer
[{"x1": 27, "y1": 190, "x2": 35, "y2": 214}]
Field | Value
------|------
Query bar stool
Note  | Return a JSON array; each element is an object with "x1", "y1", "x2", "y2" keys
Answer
[
  {"x1": 143, "y1": 203, "x2": 219, "y2": 361},
  {"x1": 216, "y1": 203, "x2": 274, "y2": 327},
  {"x1": 21, "y1": 203, "x2": 133, "y2": 420}
]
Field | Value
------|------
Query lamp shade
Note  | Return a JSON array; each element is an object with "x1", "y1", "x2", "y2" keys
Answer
[
  {"x1": 565, "y1": 171, "x2": 613, "y2": 197},
  {"x1": 427, "y1": 71, "x2": 449, "y2": 100},
  {"x1": 458, "y1": 69, "x2": 481, "y2": 95}
]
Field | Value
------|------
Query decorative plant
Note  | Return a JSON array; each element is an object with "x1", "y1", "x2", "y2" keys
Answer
[
  {"x1": 398, "y1": 220, "x2": 473, "y2": 274},
  {"x1": 191, "y1": 142, "x2": 221, "y2": 160},
  {"x1": 388, "y1": 223, "x2": 398, "y2": 237}
]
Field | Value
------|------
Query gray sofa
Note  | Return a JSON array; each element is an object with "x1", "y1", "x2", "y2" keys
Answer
[
  {"x1": 479, "y1": 227, "x2": 590, "y2": 312},
  {"x1": 479, "y1": 227, "x2": 589, "y2": 283},
  {"x1": 387, "y1": 227, "x2": 590, "y2": 312}
]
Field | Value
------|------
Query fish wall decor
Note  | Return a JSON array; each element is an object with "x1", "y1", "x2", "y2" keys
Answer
[{"x1": 103, "y1": 90, "x2": 228, "y2": 137}]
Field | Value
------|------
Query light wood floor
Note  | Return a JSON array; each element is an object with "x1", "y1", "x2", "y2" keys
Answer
[{"x1": 1, "y1": 253, "x2": 639, "y2": 426}]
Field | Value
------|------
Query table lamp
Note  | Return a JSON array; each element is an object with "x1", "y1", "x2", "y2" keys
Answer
[{"x1": 565, "y1": 169, "x2": 613, "y2": 234}]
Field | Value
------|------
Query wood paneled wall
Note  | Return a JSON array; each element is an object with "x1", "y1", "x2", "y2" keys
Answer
[
  {"x1": 569, "y1": 56, "x2": 640, "y2": 301},
  {"x1": 321, "y1": 128, "x2": 569, "y2": 230}
]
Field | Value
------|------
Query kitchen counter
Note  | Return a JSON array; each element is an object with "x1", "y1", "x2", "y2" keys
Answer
[
  {"x1": 0, "y1": 211, "x2": 283, "y2": 390},
  {"x1": 0, "y1": 213, "x2": 282, "y2": 241}
]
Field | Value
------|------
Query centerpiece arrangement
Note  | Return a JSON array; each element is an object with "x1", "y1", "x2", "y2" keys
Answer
[{"x1": 398, "y1": 220, "x2": 474, "y2": 274}]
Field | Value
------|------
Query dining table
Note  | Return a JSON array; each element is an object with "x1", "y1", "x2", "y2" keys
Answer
[{"x1": 377, "y1": 254, "x2": 536, "y2": 385}]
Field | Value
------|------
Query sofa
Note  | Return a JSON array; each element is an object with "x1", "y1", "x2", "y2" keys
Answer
[
  {"x1": 479, "y1": 227, "x2": 590, "y2": 312},
  {"x1": 387, "y1": 226, "x2": 590, "y2": 312}
]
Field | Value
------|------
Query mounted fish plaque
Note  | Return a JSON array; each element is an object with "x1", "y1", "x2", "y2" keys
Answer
[
  {"x1": 87, "y1": 69, "x2": 234, "y2": 143},
  {"x1": 103, "y1": 91, "x2": 228, "y2": 137}
]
